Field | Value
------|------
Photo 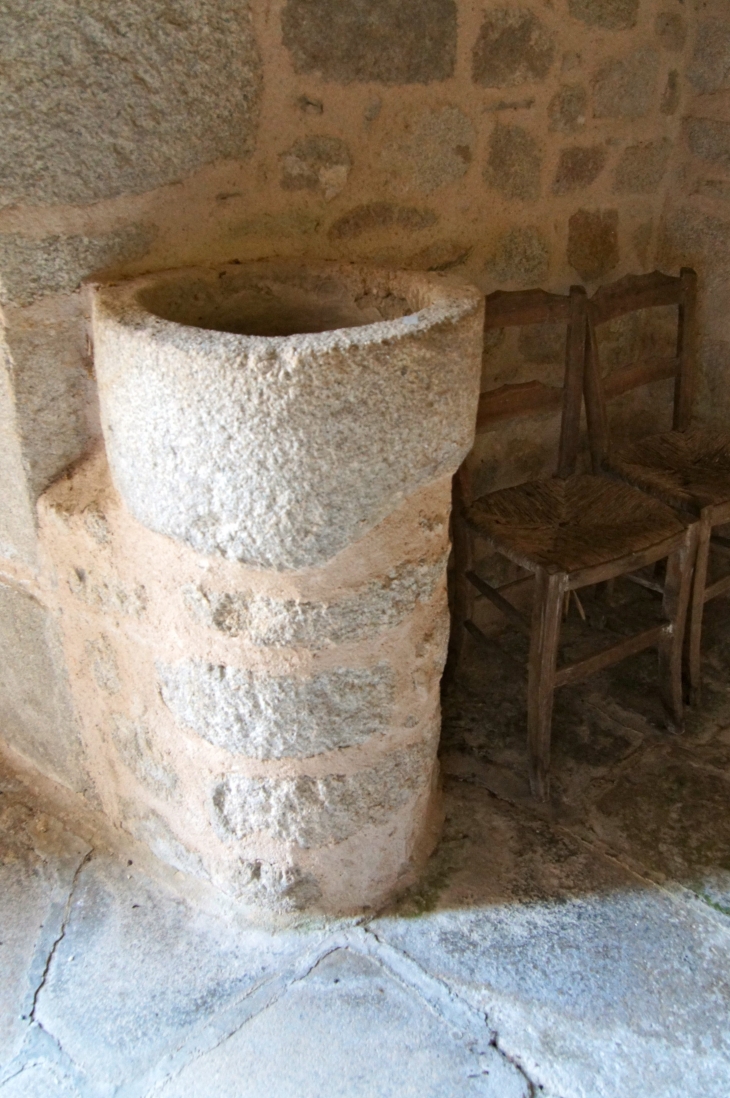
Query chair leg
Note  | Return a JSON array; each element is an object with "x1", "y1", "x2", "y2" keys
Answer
[
  {"x1": 684, "y1": 514, "x2": 711, "y2": 703},
  {"x1": 659, "y1": 525, "x2": 696, "y2": 731},
  {"x1": 527, "y1": 569, "x2": 565, "y2": 801},
  {"x1": 446, "y1": 495, "x2": 475, "y2": 675}
]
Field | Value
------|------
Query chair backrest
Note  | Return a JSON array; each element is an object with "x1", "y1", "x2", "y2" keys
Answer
[
  {"x1": 584, "y1": 268, "x2": 697, "y2": 471},
  {"x1": 480, "y1": 285, "x2": 587, "y2": 479}
]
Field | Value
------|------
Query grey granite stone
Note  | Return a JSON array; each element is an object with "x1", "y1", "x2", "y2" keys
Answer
[
  {"x1": 3, "y1": 309, "x2": 93, "y2": 500},
  {"x1": 85, "y1": 635, "x2": 120, "y2": 696},
  {"x1": 656, "y1": 11, "x2": 686, "y2": 52},
  {"x1": 230, "y1": 859, "x2": 322, "y2": 912},
  {"x1": 119, "y1": 806, "x2": 207, "y2": 879},
  {"x1": 156, "y1": 949, "x2": 529, "y2": 1098},
  {"x1": 281, "y1": 0, "x2": 457, "y2": 85},
  {"x1": 375, "y1": 782, "x2": 730, "y2": 1098},
  {"x1": 0, "y1": 586, "x2": 89, "y2": 797},
  {"x1": 552, "y1": 145, "x2": 607, "y2": 195},
  {"x1": 484, "y1": 125, "x2": 542, "y2": 201},
  {"x1": 382, "y1": 107, "x2": 474, "y2": 195},
  {"x1": 35, "y1": 855, "x2": 316, "y2": 1089},
  {"x1": 486, "y1": 226, "x2": 549, "y2": 285},
  {"x1": 109, "y1": 714, "x2": 178, "y2": 797},
  {"x1": 518, "y1": 321, "x2": 565, "y2": 364},
  {"x1": 686, "y1": 119, "x2": 730, "y2": 171},
  {"x1": 688, "y1": 21, "x2": 730, "y2": 94},
  {"x1": 279, "y1": 137, "x2": 351, "y2": 201},
  {"x1": 158, "y1": 661, "x2": 395, "y2": 760},
  {"x1": 328, "y1": 204, "x2": 438, "y2": 239},
  {"x1": 661, "y1": 69, "x2": 680, "y2": 115},
  {"x1": 92, "y1": 261, "x2": 482, "y2": 569},
  {"x1": 568, "y1": 0, "x2": 638, "y2": 30},
  {"x1": 567, "y1": 208, "x2": 619, "y2": 281},
  {"x1": 471, "y1": 9, "x2": 554, "y2": 88},
  {"x1": 0, "y1": 0, "x2": 261, "y2": 206},
  {"x1": 0, "y1": 795, "x2": 89, "y2": 1073},
  {"x1": 548, "y1": 85, "x2": 587, "y2": 133},
  {"x1": 592, "y1": 47, "x2": 659, "y2": 120},
  {"x1": 0, "y1": 227, "x2": 155, "y2": 308},
  {"x1": 614, "y1": 138, "x2": 672, "y2": 193},
  {"x1": 0, "y1": 365, "x2": 37, "y2": 563},
  {"x1": 184, "y1": 555, "x2": 447, "y2": 647},
  {"x1": 211, "y1": 742, "x2": 432, "y2": 847}
]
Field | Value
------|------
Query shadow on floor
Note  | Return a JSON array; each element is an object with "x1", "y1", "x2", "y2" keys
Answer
[{"x1": 398, "y1": 583, "x2": 730, "y2": 922}]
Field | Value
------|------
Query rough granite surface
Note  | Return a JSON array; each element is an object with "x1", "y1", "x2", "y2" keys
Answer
[
  {"x1": 183, "y1": 555, "x2": 447, "y2": 646},
  {"x1": 0, "y1": 0, "x2": 262, "y2": 206},
  {"x1": 92, "y1": 262, "x2": 483, "y2": 569},
  {"x1": 158, "y1": 660, "x2": 395, "y2": 759},
  {"x1": 211, "y1": 742, "x2": 433, "y2": 847},
  {"x1": 281, "y1": 0, "x2": 457, "y2": 84}
]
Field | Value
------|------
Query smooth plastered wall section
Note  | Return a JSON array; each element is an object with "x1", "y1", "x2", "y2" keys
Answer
[{"x1": 0, "y1": 0, "x2": 704, "y2": 798}]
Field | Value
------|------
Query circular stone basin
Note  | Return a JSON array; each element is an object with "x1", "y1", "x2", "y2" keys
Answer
[{"x1": 92, "y1": 260, "x2": 483, "y2": 569}]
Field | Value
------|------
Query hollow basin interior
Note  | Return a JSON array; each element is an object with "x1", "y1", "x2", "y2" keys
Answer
[{"x1": 138, "y1": 265, "x2": 419, "y2": 337}]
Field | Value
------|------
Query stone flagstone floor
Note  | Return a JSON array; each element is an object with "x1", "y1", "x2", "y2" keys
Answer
[{"x1": 2, "y1": 581, "x2": 730, "y2": 1097}]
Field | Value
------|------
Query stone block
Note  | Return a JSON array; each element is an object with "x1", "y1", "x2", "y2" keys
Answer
[
  {"x1": 567, "y1": 209, "x2": 619, "y2": 281},
  {"x1": 0, "y1": 0, "x2": 261, "y2": 206},
  {"x1": 109, "y1": 715, "x2": 179, "y2": 798},
  {"x1": 656, "y1": 11, "x2": 686, "y2": 52},
  {"x1": 35, "y1": 855, "x2": 315, "y2": 1089},
  {"x1": 0, "y1": 364, "x2": 37, "y2": 562},
  {"x1": 281, "y1": 0, "x2": 457, "y2": 84},
  {"x1": 0, "y1": 1064, "x2": 81, "y2": 1098},
  {"x1": 156, "y1": 950, "x2": 529, "y2": 1098},
  {"x1": 471, "y1": 9, "x2": 554, "y2": 88},
  {"x1": 92, "y1": 262, "x2": 482, "y2": 569},
  {"x1": 0, "y1": 585, "x2": 89, "y2": 796},
  {"x1": 661, "y1": 70, "x2": 680, "y2": 115},
  {"x1": 486, "y1": 226, "x2": 550, "y2": 285},
  {"x1": 230, "y1": 858, "x2": 322, "y2": 911},
  {"x1": 552, "y1": 145, "x2": 607, "y2": 195},
  {"x1": 381, "y1": 107, "x2": 474, "y2": 195},
  {"x1": 686, "y1": 119, "x2": 730, "y2": 171},
  {"x1": 592, "y1": 47, "x2": 659, "y2": 120},
  {"x1": 518, "y1": 322, "x2": 565, "y2": 364},
  {"x1": 0, "y1": 227, "x2": 155, "y2": 308},
  {"x1": 688, "y1": 21, "x2": 730, "y2": 94},
  {"x1": 374, "y1": 783, "x2": 730, "y2": 1098},
  {"x1": 211, "y1": 742, "x2": 432, "y2": 847},
  {"x1": 2, "y1": 307, "x2": 93, "y2": 500},
  {"x1": 328, "y1": 203, "x2": 438, "y2": 240},
  {"x1": 159, "y1": 660, "x2": 395, "y2": 760},
  {"x1": 569, "y1": 0, "x2": 637, "y2": 29},
  {"x1": 0, "y1": 793, "x2": 89, "y2": 1071},
  {"x1": 484, "y1": 125, "x2": 542, "y2": 201},
  {"x1": 279, "y1": 137, "x2": 351, "y2": 201},
  {"x1": 614, "y1": 138, "x2": 672, "y2": 193},
  {"x1": 548, "y1": 85, "x2": 587, "y2": 133},
  {"x1": 184, "y1": 556, "x2": 447, "y2": 647}
]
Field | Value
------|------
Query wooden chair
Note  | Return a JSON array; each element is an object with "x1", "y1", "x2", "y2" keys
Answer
[
  {"x1": 585, "y1": 268, "x2": 730, "y2": 700},
  {"x1": 452, "y1": 285, "x2": 695, "y2": 801}
]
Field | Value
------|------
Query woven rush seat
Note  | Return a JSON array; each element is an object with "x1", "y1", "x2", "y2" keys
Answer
[
  {"x1": 465, "y1": 474, "x2": 688, "y2": 575},
  {"x1": 608, "y1": 428, "x2": 730, "y2": 513}
]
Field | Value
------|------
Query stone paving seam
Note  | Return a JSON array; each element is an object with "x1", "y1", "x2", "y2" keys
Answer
[
  {"x1": 115, "y1": 929, "x2": 359, "y2": 1098},
  {"x1": 29, "y1": 850, "x2": 94, "y2": 1024},
  {"x1": 0, "y1": 1021, "x2": 92, "y2": 1097},
  {"x1": 349, "y1": 925, "x2": 540, "y2": 1096}
]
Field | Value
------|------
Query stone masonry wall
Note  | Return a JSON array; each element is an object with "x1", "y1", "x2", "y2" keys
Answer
[
  {"x1": 659, "y1": 0, "x2": 730, "y2": 428},
  {"x1": 0, "y1": 1, "x2": 700, "y2": 812}
]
